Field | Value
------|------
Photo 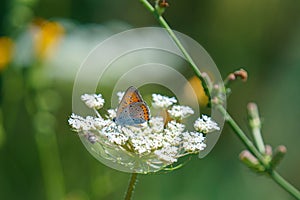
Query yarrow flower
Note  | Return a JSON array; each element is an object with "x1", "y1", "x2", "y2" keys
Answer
[
  {"x1": 168, "y1": 105, "x2": 194, "y2": 120},
  {"x1": 152, "y1": 94, "x2": 177, "y2": 108},
  {"x1": 194, "y1": 115, "x2": 220, "y2": 133},
  {"x1": 182, "y1": 131, "x2": 206, "y2": 152},
  {"x1": 81, "y1": 94, "x2": 105, "y2": 109},
  {"x1": 68, "y1": 91, "x2": 220, "y2": 173}
]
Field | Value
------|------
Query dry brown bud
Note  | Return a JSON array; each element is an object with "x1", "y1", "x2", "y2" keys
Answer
[
  {"x1": 234, "y1": 69, "x2": 248, "y2": 82},
  {"x1": 159, "y1": 0, "x2": 169, "y2": 7},
  {"x1": 227, "y1": 73, "x2": 236, "y2": 81}
]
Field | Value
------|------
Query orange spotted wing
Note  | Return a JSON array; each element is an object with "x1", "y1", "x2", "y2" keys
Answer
[{"x1": 114, "y1": 86, "x2": 150, "y2": 126}]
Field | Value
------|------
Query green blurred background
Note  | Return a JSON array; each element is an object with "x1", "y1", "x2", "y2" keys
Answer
[{"x1": 1, "y1": 0, "x2": 300, "y2": 199}]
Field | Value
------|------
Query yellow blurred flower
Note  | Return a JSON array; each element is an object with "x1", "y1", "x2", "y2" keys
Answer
[
  {"x1": 0, "y1": 37, "x2": 14, "y2": 71},
  {"x1": 185, "y1": 76, "x2": 209, "y2": 107},
  {"x1": 32, "y1": 19, "x2": 64, "y2": 60}
]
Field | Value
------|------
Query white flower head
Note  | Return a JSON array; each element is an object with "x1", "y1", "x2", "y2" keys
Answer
[
  {"x1": 102, "y1": 129, "x2": 128, "y2": 146},
  {"x1": 152, "y1": 94, "x2": 177, "y2": 109},
  {"x1": 148, "y1": 117, "x2": 164, "y2": 133},
  {"x1": 81, "y1": 94, "x2": 105, "y2": 109},
  {"x1": 182, "y1": 131, "x2": 206, "y2": 152},
  {"x1": 166, "y1": 120, "x2": 185, "y2": 132},
  {"x1": 68, "y1": 114, "x2": 97, "y2": 131},
  {"x1": 106, "y1": 109, "x2": 117, "y2": 119},
  {"x1": 194, "y1": 115, "x2": 220, "y2": 134},
  {"x1": 68, "y1": 114, "x2": 85, "y2": 130},
  {"x1": 154, "y1": 146, "x2": 179, "y2": 163},
  {"x1": 168, "y1": 105, "x2": 194, "y2": 120},
  {"x1": 69, "y1": 90, "x2": 219, "y2": 174}
]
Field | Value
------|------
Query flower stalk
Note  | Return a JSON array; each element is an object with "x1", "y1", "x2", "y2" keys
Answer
[
  {"x1": 269, "y1": 170, "x2": 300, "y2": 199},
  {"x1": 124, "y1": 173, "x2": 138, "y2": 200},
  {"x1": 139, "y1": 0, "x2": 300, "y2": 199},
  {"x1": 217, "y1": 104, "x2": 269, "y2": 168},
  {"x1": 270, "y1": 145, "x2": 287, "y2": 169},
  {"x1": 247, "y1": 102, "x2": 265, "y2": 154},
  {"x1": 139, "y1": 0, "x2": 210, "y2": 100}
]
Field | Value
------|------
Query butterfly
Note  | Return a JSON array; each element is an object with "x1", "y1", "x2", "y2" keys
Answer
[{"x1": 113, "y1": 86, "x2": 150, "y2": 126}]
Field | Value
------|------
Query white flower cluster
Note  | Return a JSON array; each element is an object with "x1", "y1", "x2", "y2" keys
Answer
[
  {"x1": 152, "y1": 94, "x2": 177, "y2": 108},
  {"x1": 69, "y1": 93, "x2": 220, "y2": 173},
  {"x1": 194, "y1": 115, "x2": 220, "y2": 133},
  {"x1": 68, "y1": 114, "x2": 108, "y2": 131},
  {"x1": 168, "y1": 105, "x2": 194, "y2": 120},
  {"x1": 81, "y1": 94, "x2": 105, "y2": 109}
]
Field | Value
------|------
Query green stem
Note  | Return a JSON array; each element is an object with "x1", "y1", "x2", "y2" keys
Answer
[
  {"x1": 139, "y1": 0, "x2": 210, "y2": 99},
  {"x1": 269, "y1": 170, "x2": 300, "y2": 199},
  {"x1": 247, "y1": 103, "x2": 265, "y2": 154},
  {"x1": 140, "y1": 0, "x2": 269, "y2": 167},
  {"x1": 217, "y1": 105, "x2": 269, "y2": 168},
  {"x1": 252, "y1": 127, "x2": 265, "y2": 153},
  {"x1": 139, "y1": 0, "x2": 300, "y2": 199},
  {"x1": 124, "y1": 173, "x2": 138, "y2": 200},
  {"x1": 270, "y1": 146, "x2": 287, "y2": 168}
]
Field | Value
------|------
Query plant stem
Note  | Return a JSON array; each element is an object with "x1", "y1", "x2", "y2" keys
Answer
[
  {"x1": 252, "y1": 126, "x2": 265, "y2": 153},
  {"x1": 140, "y1": 0, "x2": 269, "y2": 170},
  {"x1": 217, "y1": 105, "x2": 269, "y2": 168},
  {"x1": 269, "y1": 170, "x2": 300, "y2": 199},
  {"x1": 139, "y1": 0, "x2": 210, "y2": 98},
  {"x1": 247, "y1": 103, "x2": 265, "y2": 154},
  {"x1": 139, "y1": 0, "x2": 300, "y2": 199},
  {"x1": 124, "y1": 173, "x2": 138, "y2": 200}
]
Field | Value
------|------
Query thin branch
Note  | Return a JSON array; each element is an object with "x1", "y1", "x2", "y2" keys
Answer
[
  {"x1": 139, "y1": 0, "x2": 300, "y2": 199},
  {"x1": 269, "y1": 170, "x2": 300, "y2": 199},
  {"x1": 140, "y1": 0, "x2": 211, "y2": 99},
  {"x1": 124, "y1": 173, "x2": 138, "y2": 200}
]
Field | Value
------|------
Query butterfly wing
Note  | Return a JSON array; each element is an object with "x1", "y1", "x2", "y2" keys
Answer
[
  {"x1": 128, "y1": 102, "x2": 150, "y2": 124},
  {"x1": 115, "y1": 86, "x2": 150, "y2": 126},
  {"x1": 115, "y1": 102, "x2": 150, "y2": 126},
  {"x1": 116, "y1": 86, "x2": 144, "y2": 117}
]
